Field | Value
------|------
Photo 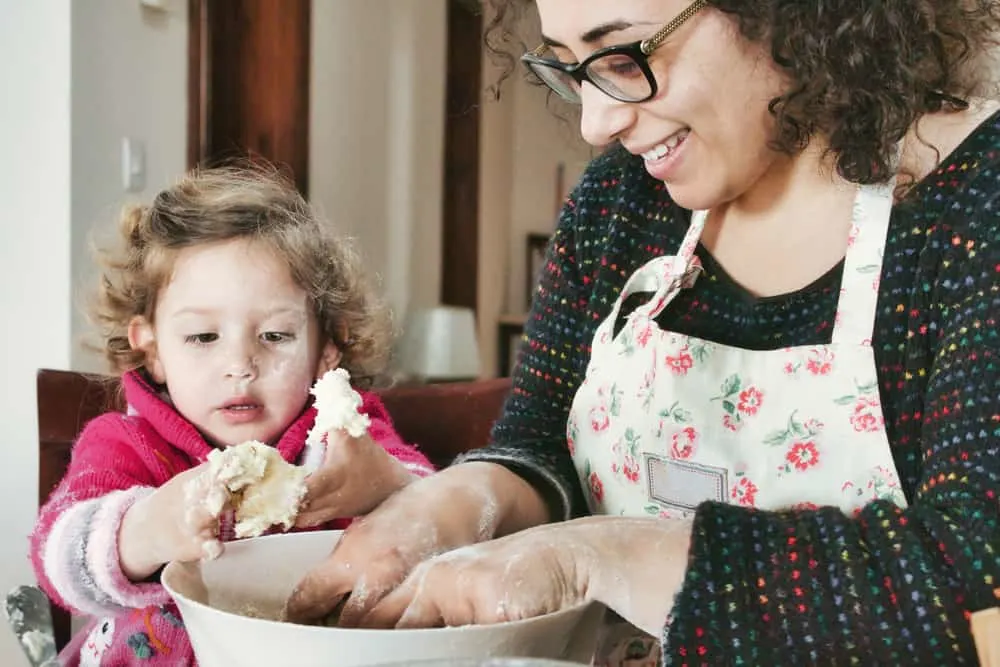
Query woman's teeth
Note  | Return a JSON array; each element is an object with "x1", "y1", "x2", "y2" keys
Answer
[{"x1": 641, "y1": 129, "x2": 690, "y2": 162}]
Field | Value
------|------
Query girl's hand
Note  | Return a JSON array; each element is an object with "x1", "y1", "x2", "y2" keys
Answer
[
  {"x1": 294, "y1": 430, "x2": 415, "y2": 528},
  {"x1": 118, "y1": 463, "x2": 226, "y2": 580}
]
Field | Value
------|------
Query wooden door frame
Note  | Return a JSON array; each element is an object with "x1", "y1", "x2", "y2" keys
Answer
[
  {"x1": 187, "y1": 0, "x2": 207, "y2": 169},
  {"x1": 440, "y1": 0, "x2": 482, "y2": 313}
]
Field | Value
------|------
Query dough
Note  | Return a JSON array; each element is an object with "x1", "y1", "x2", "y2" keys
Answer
[
  {"x1": 196, "y1": 368, "x2": 370, "y2": 539},
  {"x1": 306, "y1": 368, "x2": 371, "y2": 444},
  {"x1": 205, "y1": 441, "x2": 308, "y2": 538}
]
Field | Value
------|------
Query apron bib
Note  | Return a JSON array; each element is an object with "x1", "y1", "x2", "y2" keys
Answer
[{"x1": 568, "y1": 180, "x2": 906, "y2": 666}]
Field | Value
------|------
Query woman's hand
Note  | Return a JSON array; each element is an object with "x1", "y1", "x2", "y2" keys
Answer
[
  {"x1": 284, "y1": 462, "x2": 550, "y2": 626},
  {"x1": 358, "y1": 521, "x2": 592, "y2": 629},
  {"x1": 294, "y1": 431, "x2": 416, "y2": 528},
  {"x1": 118, "y1": 463, "x2": 225, "y2": 580},
  {"x1": 357, "y1": 515, "x2": 694, "y2": 636}
]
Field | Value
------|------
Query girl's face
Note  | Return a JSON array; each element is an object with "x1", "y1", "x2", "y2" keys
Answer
[
  {"x1": 129, "y1": 238, "x2": 340, "y2": 448},
  {"x1": 534, "y1": 0, "x2": 790, "y2": 210}
]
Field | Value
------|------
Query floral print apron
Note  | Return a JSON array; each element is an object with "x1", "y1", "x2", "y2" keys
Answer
[{"x1": 568, "y1": 179, "x2": 906, "y2": 666}]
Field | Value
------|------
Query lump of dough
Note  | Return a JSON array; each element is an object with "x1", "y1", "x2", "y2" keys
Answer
[
  {"x1": 204, "y1": 441, "x2": 308, "y2": 538},
  {"x1": 306, "y1": 368, "x2": 370, "y2": 445}
]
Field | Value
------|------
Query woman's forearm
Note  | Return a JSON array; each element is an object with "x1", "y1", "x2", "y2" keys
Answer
[
  {"x1": 571, "y1": 515, "x2": 693, "y2": 636},
  {"x1": 455, "y1": 461, "x2": 551, "y2": 537}
]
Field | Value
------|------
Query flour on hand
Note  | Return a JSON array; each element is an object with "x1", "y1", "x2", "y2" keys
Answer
[{"x1": 192, "y1": 369, "x2": 370, "y2": 539}]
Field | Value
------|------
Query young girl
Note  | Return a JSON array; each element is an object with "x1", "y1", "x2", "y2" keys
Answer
[{"x1": 29, "y1": 165, "x2": 435, "y2": 666}]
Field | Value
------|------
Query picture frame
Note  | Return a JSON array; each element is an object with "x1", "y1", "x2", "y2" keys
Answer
[{"x1": 525, "y1": 232, "x2": 550, "y2": 310}]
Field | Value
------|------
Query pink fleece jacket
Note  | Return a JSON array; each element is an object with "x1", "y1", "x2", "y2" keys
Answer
[{"x1": 29, "y1": 370, "x2": 434, "y2": 666}]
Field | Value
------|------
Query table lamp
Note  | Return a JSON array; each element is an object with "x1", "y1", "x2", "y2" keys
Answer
[{"x1": 398, "y1": 305, "x2": 481, "y2": 383}]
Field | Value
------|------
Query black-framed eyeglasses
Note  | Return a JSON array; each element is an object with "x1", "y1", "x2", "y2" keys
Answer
[{"x1": 521, "y1": 0, "x2": 707, "y2": 104}]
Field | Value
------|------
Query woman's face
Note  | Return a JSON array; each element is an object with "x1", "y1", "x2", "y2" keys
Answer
[{"x1": 534, "y1": 0, "x2": 789, "y2": 210}]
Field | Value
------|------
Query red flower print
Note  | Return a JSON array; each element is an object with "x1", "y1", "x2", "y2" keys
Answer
[
  {"x1": 567, "y1": 435, "x2": 575, "y2": 456},
  {"x1": 805, "y1": 349, "x2": 834, "y2": 376},
  {"x1": 793, "y1": 502, "x2": 820, "y2": 511},
  {"x1": 786, "y1": 441, "x2": 820, "y2": 471},
  {"x1": 590, "y1": 405, "x2": 610, "y2": 432},
  {"x1": 783, "y1": 362, "x2": 796, "y2": 375},
  {"x1": 737, "y1": 387, "x2": 763, "y2": 416},
  {"x1": 588, "y1": 472, "x2": 604, "y2": 503},
  {"x1": 665, "y1": 348, "x2": 694, "y2": 375},
  {"x1": 622, "y1": 455, "x2": 640, "y2": 483},
  {"x1": 670, "y1": 427, "x2": 698, "y2": 459},
  {"x1": 723, "y1": 414, "x2": 742, "y2": 432},
  {"x1": 850, "y1": 396, "x2": 884, "y2": 433},
  {"x1": 731, "y1": 477, "x2": 758, "y2": 507},
  {"x1": 636, "y1": 323, "x2": 653, "y2": 348}
]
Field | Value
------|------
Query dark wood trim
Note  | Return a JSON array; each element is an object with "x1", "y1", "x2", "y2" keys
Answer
[
  {"x1": 186, "y1": 0, "x2": 207, "y2": 169},
  {"x1": 187, "y1": 0, "x2": 311, "y2": 193},
  {"x1": 440, "y1": 0, "x2": 482, "y2": 311}
]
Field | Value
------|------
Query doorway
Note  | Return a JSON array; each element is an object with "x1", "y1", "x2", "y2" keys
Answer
[{"x1": 187, "y1": 0, "x2": 311, "y2": 193}]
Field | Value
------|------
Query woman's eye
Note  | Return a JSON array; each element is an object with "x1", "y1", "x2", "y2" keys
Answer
[
  {"x1": 184, "y1": 333, "x2": 218, "y2": 345},
  {"x1": 598, "y1": 56, "x2": 642, "y2": 78},
  {"x1": 261, "y1": 331, "x2": 293, "y2": 344}
]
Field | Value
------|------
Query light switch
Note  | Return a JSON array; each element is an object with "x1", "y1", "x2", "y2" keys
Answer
[{"x1": 121, "y1": 137, "x2": 146, "y2": 193}]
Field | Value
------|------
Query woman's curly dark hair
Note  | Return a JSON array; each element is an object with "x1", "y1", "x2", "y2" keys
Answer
[{"x1": 484, "y1": 0, "x2": 1000, "y2": 185}]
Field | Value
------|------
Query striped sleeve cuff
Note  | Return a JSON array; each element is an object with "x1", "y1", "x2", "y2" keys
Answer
[{"x1": 42, "y1": 487, "x2": 168, "y2": 616}]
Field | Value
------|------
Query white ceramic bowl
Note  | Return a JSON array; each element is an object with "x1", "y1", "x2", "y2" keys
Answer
[{"x1": 162, "y1": 531, "x2": 603, "y2": 667}]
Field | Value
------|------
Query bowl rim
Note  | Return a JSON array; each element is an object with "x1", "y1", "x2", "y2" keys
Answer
[{"x1": 161, "y1": 531, "x2": 594, "y2": 637}]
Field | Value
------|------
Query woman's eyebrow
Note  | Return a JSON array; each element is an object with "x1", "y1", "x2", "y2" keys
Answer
[{"x1": 541, "y1": 20, "x2": 634, "y2": 49}]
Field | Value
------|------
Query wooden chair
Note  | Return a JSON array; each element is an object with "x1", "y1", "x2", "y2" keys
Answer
[{"x1": 35, "y1": 367, "x2": 511, "y2": 651}]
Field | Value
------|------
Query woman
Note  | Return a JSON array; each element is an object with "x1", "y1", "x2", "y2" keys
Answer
[{"x1": 287, "y1": 0, "x2": 1000, "y2": 663}]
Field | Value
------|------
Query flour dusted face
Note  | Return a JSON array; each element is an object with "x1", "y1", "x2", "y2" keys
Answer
[{"x1": 133, "y1": 238, "x2": 337, "y2": 448}]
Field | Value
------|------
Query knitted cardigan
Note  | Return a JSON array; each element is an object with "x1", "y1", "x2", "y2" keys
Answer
[{"x1": 460, "y1": 112, "x2": 1000, "y2": 665}]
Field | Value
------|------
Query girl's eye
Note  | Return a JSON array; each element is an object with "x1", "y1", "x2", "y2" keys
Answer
[
  {"x1": 261, "y1": 331, "x2": 293, "y2": 344},
  {"x1": 185, "y1": 333, "x2": 218, "y2": 345}
]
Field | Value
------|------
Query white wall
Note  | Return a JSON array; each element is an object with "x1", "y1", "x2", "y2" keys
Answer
[
  {"x1": 70, "y1": 0, "x2": 189, "y2": 371},
  {"x1": 506, "y1": 77, "x2": 592, "y2": 315},
  {"x1": 0, "y1": 2, "x2": 73, "y2": 664},
  {"x1": 310, "y1": 0, "x2": 447, "y2": 338}
]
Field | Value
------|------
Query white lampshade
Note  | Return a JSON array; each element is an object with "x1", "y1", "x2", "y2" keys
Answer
[{"x1": 398, "y1": 305, "x2": 481, "y2": 381}]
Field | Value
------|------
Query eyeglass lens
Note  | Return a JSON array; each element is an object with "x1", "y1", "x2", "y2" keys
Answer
[{"x1": 529, "y1": 52, "x2": 653, "y2": 103}]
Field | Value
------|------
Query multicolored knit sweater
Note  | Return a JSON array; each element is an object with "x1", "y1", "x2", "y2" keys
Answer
[
  {"x1": 30, "y1": 370, "x2": 434, "y2": 666},
  {"x1": 462, "y1": 112, "x2": 1000, "y2": 665}
]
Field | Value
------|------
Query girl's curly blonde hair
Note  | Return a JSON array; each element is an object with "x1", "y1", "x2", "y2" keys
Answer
[{"x1": 91, "y1": 163, "x2": 392, "y2": 389}]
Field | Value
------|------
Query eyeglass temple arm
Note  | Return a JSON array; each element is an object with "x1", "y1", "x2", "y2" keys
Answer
[{"x1": 640, "y1": 0, "x2": 707, "y2": 55}]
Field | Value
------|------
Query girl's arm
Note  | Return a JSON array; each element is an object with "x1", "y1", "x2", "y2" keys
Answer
[{"x1": 30, "y1": 415, "x2": 171, "y2": 617}]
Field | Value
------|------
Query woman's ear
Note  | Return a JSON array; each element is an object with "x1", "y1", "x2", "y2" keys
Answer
[
  {"x1": 316, "y1": 341, "x2": 343, "y2": 377},
  {"x1": 127, "y1": 316, "x2": 166, "y2": 384}
]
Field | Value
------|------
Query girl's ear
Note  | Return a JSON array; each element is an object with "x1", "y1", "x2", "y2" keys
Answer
[
  {"x1": 127, "y1": 316, "x2": 166, "y2": 384},
  {"x1": 316, "y1": 341, "x2": 343, "y2": 378}
]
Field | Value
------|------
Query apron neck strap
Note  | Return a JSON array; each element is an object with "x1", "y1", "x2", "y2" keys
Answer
[
  {"x1": 830, "y1": 179, "x2": 895, "y2": 346},
  {"x1": 629, "y1": 144, "x2": 898, "y2": 335},
  {"x1": 629, "y1": 210, "x2": 706, "y2": 320}
]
